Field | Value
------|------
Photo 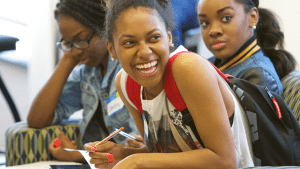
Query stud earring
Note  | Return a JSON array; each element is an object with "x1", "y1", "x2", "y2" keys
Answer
[
  {"x1": 252, "y1": 25, "x2": 256, "y2": 30},
  {"x1": 111, "y1": 57, "x2": 115, "y2": 61},
  {"x1": 170, "y1": 43, "x2": 174, "y2": 47}
]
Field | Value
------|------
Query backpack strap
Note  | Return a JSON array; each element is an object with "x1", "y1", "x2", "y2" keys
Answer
[
  {"x1": 164, "y1": 52, "x2": 206, "y2": 147},
  {"x1": 163, "y1": 52, "x2": 188, "y2": 111},
  {"x1": 126, "y1": 76, "x2": 143, "y2": 114}
]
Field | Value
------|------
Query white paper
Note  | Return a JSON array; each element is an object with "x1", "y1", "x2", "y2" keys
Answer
[{"x1": 64, "y1": 148, "x2": 96, "y2": 169}]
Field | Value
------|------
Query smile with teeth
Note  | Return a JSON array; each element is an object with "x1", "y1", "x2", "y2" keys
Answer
[{"x1": 136, "y1": 60, "x2": 158, "y2": 74}]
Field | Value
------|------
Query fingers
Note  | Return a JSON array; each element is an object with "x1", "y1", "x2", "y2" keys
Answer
[
  {"x1": 58, "y1": 131, "x2": 68, "y2": 141},
  {"x1": 84, "y1": 141, "x2": 116, "y2": 152},
  {"x1": 61, "y1": 51, "x2": 80, "y2": 67},
  {"x1": 125, "y1": 135, "x2": 144, "y2": 148},
  {"x1": 48, "y1": 138, "x2": 57, "y2": 151},
  {"x1": 50, "y1": 132, "x2": 77, "y2": 149},
  {"x1": 126, "y1": 139, "x2": 144, "y2": 148},
  {"x1": 133, "y1": 135, "x2": 144, "y2": 142},
  {"x1": 89, "y1": 153, "x2": 114, "y2": 168}
]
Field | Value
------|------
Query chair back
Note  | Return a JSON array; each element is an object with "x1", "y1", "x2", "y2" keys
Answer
[
  {"x1": 0, "y1": 75, "x2": 20, "y2": 122},
  {"x1": 282, "y1": 70, "x2": 300, "y2": 123}
]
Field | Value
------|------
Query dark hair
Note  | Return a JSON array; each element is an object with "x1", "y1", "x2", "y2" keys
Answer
[
  {"x1": 54, "y1": 0, "x2": 106, "y2": 35},
  {"x1": 105, "y1": 0, "x2": 175, "y2": 43},
  {"x1": 236, "y1": 0, "x2": 296, "y2": 79}
]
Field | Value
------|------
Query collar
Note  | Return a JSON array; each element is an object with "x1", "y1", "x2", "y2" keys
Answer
[{"x1": 215, "y1": 35, "x2": 261, "y2": 70}]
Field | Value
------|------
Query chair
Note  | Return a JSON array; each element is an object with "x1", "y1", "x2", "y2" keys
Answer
[
  {"x1": 0, "y1": 75, "x2": 21, "y2": 122},
  {"x1": 0, "y1": 35, "x2": 21, "y2": 122},
  {"x1": 281, "y1": 70, "x2": 300, "y2": 124},
  {"x1": 5, "y1": 119, "x2": 81, "y2": 166}
]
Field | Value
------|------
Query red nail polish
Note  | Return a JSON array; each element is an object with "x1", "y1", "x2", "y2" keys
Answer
[
  {"x1": 54, "y1": 138, "x2": 61, "y2": 148},
  {"x1": 107, "y1": 154, "x2": 114, "y2": 163},
  {"x1": 91, "y1": 146, "x2": 96, "y2": 152}
]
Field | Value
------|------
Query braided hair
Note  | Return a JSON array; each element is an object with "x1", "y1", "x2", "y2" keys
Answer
[
  {"x1": 54, "y1": 0, "x2": 106, "y2": 35},
  {"x1": 236, "y1": 0, "x2": 296, "y2": 79},
  {"x1": 105, "y1": 0, "x2": 175, "y2": 43}
]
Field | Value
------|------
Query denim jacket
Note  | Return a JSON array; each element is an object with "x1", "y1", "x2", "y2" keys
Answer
[
  {"x1": 209, "y1": 36, "x2": 283, "y2": 95},
  {"x1": 52, "y1": 55, "x2": 138, "y2": 146}
]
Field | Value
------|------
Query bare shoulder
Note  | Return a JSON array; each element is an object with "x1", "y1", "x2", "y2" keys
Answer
[{"x1": 172, "y1": 52, "x2": 217, "y2": 81}]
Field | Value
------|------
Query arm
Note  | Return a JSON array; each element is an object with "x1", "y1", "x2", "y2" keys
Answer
[
  {"x1": 27, "y1": 51, "x2": 80, "y2": 128},
  {"x1": 113, "y1": 53, "x2": 236, "y2": 169}
]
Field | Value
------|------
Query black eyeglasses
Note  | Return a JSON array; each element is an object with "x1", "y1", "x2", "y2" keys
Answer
[{"x1": 56, "y1": 31, "x2": 95, "y2": 51}]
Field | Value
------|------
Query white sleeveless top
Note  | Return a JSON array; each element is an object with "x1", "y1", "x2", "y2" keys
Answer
[{"x1": 119, "y1": 46, "x2": 254, "y2": 168}]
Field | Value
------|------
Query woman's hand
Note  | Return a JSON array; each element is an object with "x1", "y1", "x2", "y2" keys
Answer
[
  {"x1": 61, "y1": 50, "x2": 81, "y2": 69},
  {"x1": 84, "y1": 141, "x2": 128, "y2": 169},
  {"x1": 48, "y1": 131, "x2": 84, "y2": 162},
  {"x1": 125, "y1": 134, "x2": 144, "y2": 148}
]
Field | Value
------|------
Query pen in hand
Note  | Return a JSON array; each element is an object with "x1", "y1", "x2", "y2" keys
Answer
[
  {"x1": 117, "y1": 129, "x2": 144, "y2": 144},
  {"x1": 91, "y1": 127, "x2": 124, "y2": 152}
]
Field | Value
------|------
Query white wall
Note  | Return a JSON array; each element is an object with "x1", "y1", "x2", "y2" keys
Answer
[
  {"x1": 0, "y1": 0, "x2": 58, "y2": 105},
  {"x1": 260, "y1": 0, "x2": 300, "y2": 68},
  {"x1": 28, "y1": 0, "x2": 58, "y2": 103},
  {"x1": 199, "y1": 0, "x2": 300, "y2": 69}
]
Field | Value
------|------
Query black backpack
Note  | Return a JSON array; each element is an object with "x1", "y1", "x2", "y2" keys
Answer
[{"x1": 126, "y1": 51, "x2": 300, "y2": 166}]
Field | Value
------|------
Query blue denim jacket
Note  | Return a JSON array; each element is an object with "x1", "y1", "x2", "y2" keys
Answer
[
  {"x1": 52, "y1": 55, "x2": 138, "y2": 146},
  {"x1": 209, "y1": 35, "x2": 282, "y2": 95},
  {"x1": 209, "y1": 50, "x2": 283, "y2": 95}
]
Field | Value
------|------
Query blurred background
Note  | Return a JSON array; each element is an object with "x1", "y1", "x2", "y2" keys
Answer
[{"x1": 0, "y1": 0, "x2": 299, "y2": 162}]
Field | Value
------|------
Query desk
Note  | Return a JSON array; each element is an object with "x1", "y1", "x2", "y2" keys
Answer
[{"x1": 3, "y1": 161, "x2": 83, "y2": 169}]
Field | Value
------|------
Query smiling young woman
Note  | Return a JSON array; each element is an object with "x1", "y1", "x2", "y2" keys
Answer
[
  {"x1": 83, "y1": 0, "x2": 255, "y2": 168},
  {"x1": 197, "y1": 0, "x2": 296, "y2": 95}
]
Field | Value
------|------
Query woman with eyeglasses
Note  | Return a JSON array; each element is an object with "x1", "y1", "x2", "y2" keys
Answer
[{"x1": 26, "y1": 0, "x2": 141, "y2": 163}]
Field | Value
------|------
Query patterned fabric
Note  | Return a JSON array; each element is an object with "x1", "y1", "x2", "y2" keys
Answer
[
  {"x1": 282, "y1": 70, "x2": 300, "y2": 123},
  {"x1": 5, "y1": 120, "x2": 81, "y2": 166}
]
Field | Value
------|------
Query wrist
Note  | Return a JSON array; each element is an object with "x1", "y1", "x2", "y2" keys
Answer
[{"x1": 123, "y1": 146, "x2": 148, "y2": 157}]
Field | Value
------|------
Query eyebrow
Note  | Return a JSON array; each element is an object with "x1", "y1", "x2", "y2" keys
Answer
[
  {"x1": 119, "y1": 29, "x2": 162, "y2": 40},
  {"x1": 198, "y1": 6, "x2": 234, "y2": 17},
  {"x1": 74, "y1": 31, "x2": 86, "y2": 39}
]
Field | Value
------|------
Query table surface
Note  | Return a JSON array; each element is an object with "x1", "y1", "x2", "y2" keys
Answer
[{"x1": 2, "y1": 161, "x2": 84, "y2": 169}]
